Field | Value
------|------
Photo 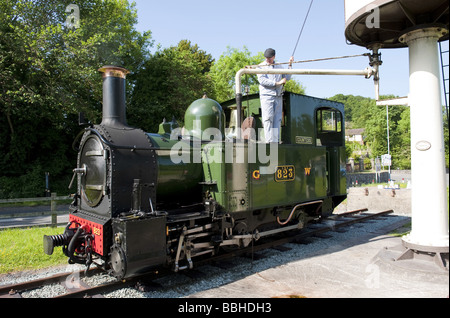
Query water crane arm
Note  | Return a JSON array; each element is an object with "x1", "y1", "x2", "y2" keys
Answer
[{"x1": 234, "y1": 66, "x2": 377, "y2": 139}]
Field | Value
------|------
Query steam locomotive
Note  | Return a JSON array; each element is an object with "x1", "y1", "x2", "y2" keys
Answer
[{"x1": 44, "y1": 65, "x2": 347, "y2": 279}]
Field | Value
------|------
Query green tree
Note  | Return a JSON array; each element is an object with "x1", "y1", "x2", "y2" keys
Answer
[
  {"x1": 0, "y1": 0, "x2": 152, "y2": 198},
  {"x1": 329, "y1": 94, "x2": 412, "y2": 169},
  {"x1": 129, "y1": 40, "x2": 214, "y2": 133},
  {"x1": 392, "y1": 107, "x2": 411, "y2": 169},
  {"x1": 209, "y1": 46, "x2": 306, "y2": 103},
  {"x1": 284, "y1": 78, "x2": 306, "y2": 96},
  {"x1": 209, "y1": 46, "x2": 263, "y2": 102}
]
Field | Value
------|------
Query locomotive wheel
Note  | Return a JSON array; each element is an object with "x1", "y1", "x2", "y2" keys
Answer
[
  {"x1": 221, "y1": 221, "x2": 251, "y2": 252},
  {"x1": 108, "y1": 244, "x2": 127, "y2": 279}
]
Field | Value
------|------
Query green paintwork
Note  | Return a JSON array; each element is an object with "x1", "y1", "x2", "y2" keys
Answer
[
  {"x1": 149, "y1": 92, "x2": 346, "y2": 214},
  {"x1": 209, "y1": 92, "x2": 346, "y2": 213},
  {"x1": 201, "y1": 142, "x2": 328, "y2": 212},
  {"x1": 184, "y1": 98, "x2": 226, "y2": 141},
  {"x1": 146, "y1": 133, "x2": 203, "y2": 206},
  {"x1": 201, "y1": 142, "x2": 250, "y2": 213},
  {"x1": 250, "y1": 144, "x2": 328, "y2": 209}
]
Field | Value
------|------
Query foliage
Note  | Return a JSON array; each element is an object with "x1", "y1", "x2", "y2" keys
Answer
[
  {"x1": 130, "y1": 45, "x2": 306, "y2": 133},
  {"x1": 284, "y1": 78, "x2": 306, "y2": 96},
  {"x1": 209, "y1": 46, "x2": 305, "y2": 103},
  {"x1": 329, "y1": 94, "x2": 413, "y2": 169},
  {"x1": 345, "y1": 143, "x2": 353, "y2": 159},
  {"x1": 391, "y1": 107, "x2": 411, "y2": 169},
  {"x1": 209, "y1": 46, "x2": 262, "y2": 102},
  {"x1": 4, "y1": 1, "x2": 447, "y2": 199},
  {"x1": 129, "y1": 40, "x2": 214, "y2": 132},
  {"x1": 331, "y1": 94, "x2": 448, "y2": 170},
  {"x1": 0, "y1": 0, "x2": 152, "y2": 198}
]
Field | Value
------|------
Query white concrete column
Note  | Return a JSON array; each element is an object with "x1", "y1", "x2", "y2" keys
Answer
[{"x1": 399, "y1": 27, "x2": 449, "y2": 249}]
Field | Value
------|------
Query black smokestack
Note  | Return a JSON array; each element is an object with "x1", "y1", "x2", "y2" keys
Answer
[{"x1": 98, "y1": 66, "x2": 130, "y2": 127}]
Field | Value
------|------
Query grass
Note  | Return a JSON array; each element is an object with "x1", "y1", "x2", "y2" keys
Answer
[
  {"x1": 0, "y1": 227, "x2": 67, "y2": 274},
  {"x1": 389, "y1": 222, "x2": 412, "y2": 237}
]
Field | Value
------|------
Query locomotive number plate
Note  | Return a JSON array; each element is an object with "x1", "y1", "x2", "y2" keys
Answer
[{"x1": 275, "y1": 165, "x2": 295, "y2": 182}]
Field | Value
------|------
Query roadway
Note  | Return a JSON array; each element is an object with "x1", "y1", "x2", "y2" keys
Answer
[{"x1": 0, "y1": 205, "x2": 70, "y2": 229}]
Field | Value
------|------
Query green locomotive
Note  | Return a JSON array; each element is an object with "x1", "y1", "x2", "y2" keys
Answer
[{"x1": 44, "y1": 66, "x2": 346, "y2": 278}]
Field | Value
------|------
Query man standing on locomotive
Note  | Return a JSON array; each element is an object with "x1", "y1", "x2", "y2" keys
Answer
[{"x1": 257, "y1": 48, "x2": 294, "y2": 143}]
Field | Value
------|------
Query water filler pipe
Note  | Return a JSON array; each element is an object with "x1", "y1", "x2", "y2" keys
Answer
[{"x1": 234, "y1": 66, "x2": 376, "y2": 139}]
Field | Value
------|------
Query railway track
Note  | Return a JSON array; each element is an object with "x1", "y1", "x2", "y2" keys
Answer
[{"x1": 0, "y1": 209, "x2": 393, "y2": 298}]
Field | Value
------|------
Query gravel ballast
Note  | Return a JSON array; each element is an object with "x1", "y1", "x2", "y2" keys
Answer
[{"x1": 3, "y1": 212, "x2": 441, "y2": 298}]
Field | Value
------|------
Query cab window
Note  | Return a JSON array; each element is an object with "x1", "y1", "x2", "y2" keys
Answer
[{"x1": 316, "y1": 108, "x2": 343, "y2": 146}]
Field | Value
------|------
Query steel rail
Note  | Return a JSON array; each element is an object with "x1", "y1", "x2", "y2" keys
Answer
[
  {"x1": 0, "y1": 269, "x2": 102, "y2": 298},
  {"x1": 59, "y1": 209, "x2": 392, "y2": 298},
  {"x1": 195, "y1": 209, "x2": 393, "y2": 266},
  {"x1": 53, "y1": 277, "x2": 137, "y2": 298},
  {"x1": 0, "y1": 209, "x2": 393, "y2": 298}
]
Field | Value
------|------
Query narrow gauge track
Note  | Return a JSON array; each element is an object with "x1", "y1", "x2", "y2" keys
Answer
[{"x1": 0, "y1": 208, "x2": 393, "y2": 298}]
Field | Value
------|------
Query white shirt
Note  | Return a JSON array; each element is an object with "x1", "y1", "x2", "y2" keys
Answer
[{"x1": 257, "y1": 61, "x2": 291, "y2": 97}]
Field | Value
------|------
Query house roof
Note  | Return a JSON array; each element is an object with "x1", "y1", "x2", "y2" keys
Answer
[{"x1": 345, "y1": 128, "x2": 365, "y2": 136}]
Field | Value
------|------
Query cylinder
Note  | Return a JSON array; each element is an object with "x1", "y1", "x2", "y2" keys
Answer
[
  {"x1": 400, "y1": 27, "x2": 449, "y2": 249},
  {"x1": 98, "y1": 66, "x2": 130, "y2": 128}
]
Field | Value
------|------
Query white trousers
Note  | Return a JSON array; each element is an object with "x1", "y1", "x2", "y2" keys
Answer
[{"x1": 260, "y1": 95, "x2": 282, "y2": 143}]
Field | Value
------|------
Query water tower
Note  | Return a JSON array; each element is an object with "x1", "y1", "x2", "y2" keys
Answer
[{"x1": 345, "y1": 0, "x2": 449, "y2": 270}]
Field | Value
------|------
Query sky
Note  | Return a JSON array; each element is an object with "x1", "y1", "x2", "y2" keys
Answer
[{"x1": 132, "y1": 0, "x2": 449, "y2": 103}]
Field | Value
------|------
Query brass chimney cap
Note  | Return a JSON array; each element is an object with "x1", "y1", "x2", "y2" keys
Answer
[{"x1": 98, "y1": 65, "x2": 130, "y2": 79}]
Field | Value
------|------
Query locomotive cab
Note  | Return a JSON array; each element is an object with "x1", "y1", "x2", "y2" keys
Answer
[{"x1": 211, "y1": 92, "x2": 347, "y2": 225}]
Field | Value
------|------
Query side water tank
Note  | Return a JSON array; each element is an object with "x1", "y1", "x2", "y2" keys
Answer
[{"x1": 184, "y1": 96, "x2": 225, "y2": 141}]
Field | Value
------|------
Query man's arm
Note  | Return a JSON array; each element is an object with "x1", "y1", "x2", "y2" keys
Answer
[
  {"x1": 258, "y1": 74, "x2": 287, "y2": 87},
  {"x1": 282, "y1": 56, "x2": 295, "y2": 81},
  {"x1": 257, "y1": 73, "x2": 277, "y2": 88}
]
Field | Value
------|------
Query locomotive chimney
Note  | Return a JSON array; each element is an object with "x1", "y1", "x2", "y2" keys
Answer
[{"x1": 98, "y1": 65, "x2": 130, "y2": 128}]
